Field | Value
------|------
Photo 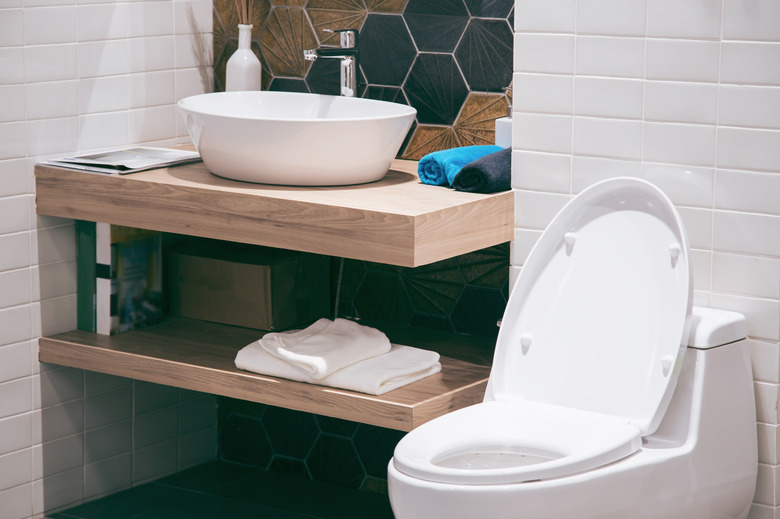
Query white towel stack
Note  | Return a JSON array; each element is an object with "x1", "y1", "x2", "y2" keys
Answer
[
  {"x1": 260, "y1": 318, "x2": 391, "y2": 378},
  {"x1": 234, "y1": 318, "x2": 442, "y2": 395}
]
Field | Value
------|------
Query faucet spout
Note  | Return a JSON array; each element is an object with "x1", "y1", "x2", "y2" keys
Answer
[{"x1": 303, "y1": 28, "x2": 359, "y2": 97}]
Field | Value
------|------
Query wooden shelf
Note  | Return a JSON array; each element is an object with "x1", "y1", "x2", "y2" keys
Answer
[
  {"x1": 34, "y1": 159, "x2": 513, "y2": 268},
  {"x1": 35, "y1": 156, "x2": 508, "y2": 429},
  {"x1": 38, "y1": 318, "x2": 492, "y2": 431}
]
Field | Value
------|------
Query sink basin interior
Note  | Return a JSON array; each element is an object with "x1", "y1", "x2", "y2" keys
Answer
[{"x1": 178, "y1": 91, "x2": 417, "y2": 186}]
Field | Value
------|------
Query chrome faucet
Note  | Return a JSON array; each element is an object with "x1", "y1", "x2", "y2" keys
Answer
[{"x1": 304, "y1": 29, "x2": 359, "y2": 97}]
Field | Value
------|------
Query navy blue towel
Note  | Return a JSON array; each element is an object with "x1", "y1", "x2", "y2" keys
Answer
[
  {"x1": 452, "y1": 147, "x2": 511, "y2": 194},
  {"x1": 417, "y1": 145, "x2": 502, "y2": 186}
]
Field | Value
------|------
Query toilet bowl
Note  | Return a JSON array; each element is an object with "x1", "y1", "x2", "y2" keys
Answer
[{"x1": 388, "y1": 178, "x2": 757, "y2": 519}]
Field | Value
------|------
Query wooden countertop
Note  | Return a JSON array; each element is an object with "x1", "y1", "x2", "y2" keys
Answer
[{"x1": 35, "y1": 159, "x2": 513, "y2": 267}]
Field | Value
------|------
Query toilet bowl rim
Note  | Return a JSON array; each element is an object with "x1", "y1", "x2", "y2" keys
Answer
[{"x1": 392, "y1": 400, "x2": 642, "y2": 485}]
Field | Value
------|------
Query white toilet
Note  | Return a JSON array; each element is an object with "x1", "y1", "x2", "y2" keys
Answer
[{"x1": 388, "y1": 178, "x2": 757, "y2": 519}]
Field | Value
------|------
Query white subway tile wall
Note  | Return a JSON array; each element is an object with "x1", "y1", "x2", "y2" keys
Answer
[
  {"x1": 0, "y1": 1, "x2": 216, "y2": 518},
  {"x1": 576, "y1": 0, "x2": 647, "y2": 37},
  {"x1": 515, "y1": 0, "x2": 575, "y2": 33},
  {"x1": 513, "y1": 112, "x2": 573, "y2": 154},
  {"x1": 514, "y1": 33, "x2": 575, "y2": 74},
  {"x1": 513, "y1": 1, "x2": 780, "y2": 515},
  {"x1": 571, "y1": 156, "x2": 641, "y2": 193}
]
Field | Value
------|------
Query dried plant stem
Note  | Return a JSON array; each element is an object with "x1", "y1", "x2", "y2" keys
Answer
[{"x1": 234, "y1": 0, "x2": 254, "y2": 25}]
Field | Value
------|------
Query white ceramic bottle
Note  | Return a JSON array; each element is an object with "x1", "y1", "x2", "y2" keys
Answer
[
  {"x1": 495, "y1": 87, "x2": 512, "y2": 147},
  {"x1": 226, "y1": 24, "x2": 261, "y2": 91}
]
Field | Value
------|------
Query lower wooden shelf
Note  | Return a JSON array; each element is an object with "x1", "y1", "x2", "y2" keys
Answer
[{"x1": 38, "y1": 318, "x2": 493, "y2": 432}]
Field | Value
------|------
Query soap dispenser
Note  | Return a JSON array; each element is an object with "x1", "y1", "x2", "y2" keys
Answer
[{"x1": 494, "y1": 87, "x2": 512, "y2": 148}]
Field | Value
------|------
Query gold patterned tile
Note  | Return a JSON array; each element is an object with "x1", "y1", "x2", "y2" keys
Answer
[
  {"x1": 214, "y1": 0, "x2": 271, "y2": 42},
  {"x1": 306, "y1": 0, "x2": 368, "y2": 45},
  {"x1": 365, "y1": 0, "x2": 407, "y2": 13},
  {"x1": 213, "y1": 40, "x2": 236, "y2": 91},
  {"x1": 260, "y1": 7, "x2": 318, "y2": 78},
  {"x1": 401, "y1": 125, "x2": 460, "y2": 160},
  {"x1": 213, "y1": 0, "x2": 229, "y2": 48},
  {"x1": 453, "y1": 93, "x2": 508, "y2": 147}
]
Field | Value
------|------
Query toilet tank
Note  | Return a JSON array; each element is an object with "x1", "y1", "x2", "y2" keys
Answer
[
  {"x1": 686, "y1": 306, "x2": 748, "y2": 349},
  {"x1": 654, "y1": 305, "x2": 757, "y2": 515},
  {"x1": 647, "y1": 305, "x2": 750, "y2": 446}
]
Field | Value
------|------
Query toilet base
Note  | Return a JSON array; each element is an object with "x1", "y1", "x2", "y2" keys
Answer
[
  {"x1": 388, "y1": 344, "x2": 757, "y2": 519},
  {"x1": 388, "y1": 456, "x2": 752, "y2": 519}
]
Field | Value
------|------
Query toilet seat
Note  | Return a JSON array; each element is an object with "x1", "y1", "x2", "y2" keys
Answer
[
  {"x1": 392, "y1": 400, "x2": 642, "y2": 485},
  {"x1": 392, "y1": 178, "x2": 692, "y2": 486}
]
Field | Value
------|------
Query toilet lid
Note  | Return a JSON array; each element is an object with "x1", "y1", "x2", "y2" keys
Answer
[{"x1": 488, "y1": 178, "x2": 692, "y2": 436}]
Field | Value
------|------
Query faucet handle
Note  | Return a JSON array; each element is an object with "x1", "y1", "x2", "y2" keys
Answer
[{"x1": 322, "y1": 28, "x2": 359, "y2": 49}]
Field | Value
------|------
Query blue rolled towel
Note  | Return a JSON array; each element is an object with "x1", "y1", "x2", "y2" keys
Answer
[
  {"x1": 417, "y1": 145, "x2": 502, "y2": 186},
  {"x1": 452, "y1": 147, "x2": 511, "y2": 194}
]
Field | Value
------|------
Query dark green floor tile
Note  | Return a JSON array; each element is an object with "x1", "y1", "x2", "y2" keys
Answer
[
  {"x1": 54, "y1": 489, "x2": 150, "y2": 519},
  {"x1": 132, "y1": 495, "x2": 302, "y2": 519},
  {"x1": 211, "y1": 470, "x2": 361, "y2": 517},
  {"x1": 154, "y1": 460, "x2": 260, "y2": 493},
  {"x1": 56, "y1": 462, "x2": 393, "y2": 519},
  {"x1": 318, "y1": 489, "x2": 395, "y2": 519},
  {"x1": 57, "y1": 485, "x2": 211, "y2": 519}
]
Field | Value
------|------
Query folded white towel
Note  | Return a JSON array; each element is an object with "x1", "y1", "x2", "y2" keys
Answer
[
  {"x1": 235, "y1": 342, "x2": 442, "y2": 396},
  {"x1": 259, "y1": 318, "x2": 391, "y2": 379},
  {"x1": 326, "y1": 345, "x2": 441, "y2": 395}
]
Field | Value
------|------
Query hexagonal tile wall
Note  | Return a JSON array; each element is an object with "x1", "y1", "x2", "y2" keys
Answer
[
  {"x1": 262, "y1": 406, "x2": 319, "y2": 458},
  {"x1": 360, "y1": 13, "x2": 417, "y2": 86},
  {"x1": 457, "y1": 243, "x2": 511, "y2": 289},
  {"x1": 340, "y1": 242, "x2": 509, "y2": 335},
  {"x1": 402, "y1": 125, "x2": 460, "y2": 160},
  {"x1": 401, "y1": 257, "x2": 465, "y2": 316},
  {"x1": 455, "y1": 18, "x2": 514, "y2": 92},
  {"x1": 268, "y1": 77, "x2": 309, "y2": 91},
  {"x1": 354, "y1": 425, "x2": 405, "y2": 478},
  {"x1": 261, "y1": 7, "x2": 318, "y2": 78},
  {"x1": 212, "y1": 0, "x2": 514, "y2": 157},
  {"x1": 464, "y1": 0, "x2": 514, "y2": 18},
  {"x1": 354, "y1": 270, "x2": 415, "y2": 324},
  {"x1": 365, "y1": 0, "x2": 408, "y2": 13},
  {"x1": 454, "y1": 92, "x2": 510, "y2": 146},
  {"x1": 316, "y1": 414, "x2": 361, "y2": 437},
  {"x1": 404, "y1": 0, "x2": 469, "y2": 52},
  {"x1": 307, "y1": 434, "x2": 365, "y2": 489},
  {"x1": 211, "y1": 0, "x2": 513, "y2": 493},
  {"x1": 220, "y1": 413, "x2": 274, "y2": 469},
  {"x1": 304, "y1": 55, "x2": 352, "y2": 96},
  {"x1": 306, "y1": 0, "x2": 367, "y2": 46},
  {"x1": 404, "y1": 53, "x2": 470, "y2": 125},
  {"x1": 451, "y1": 284, "x2": 507, "y2": 337}
]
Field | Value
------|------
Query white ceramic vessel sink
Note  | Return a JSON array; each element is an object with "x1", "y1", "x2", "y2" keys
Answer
[{"x1": 178, "y1": 91, "x2": 417, "y2": 186}]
